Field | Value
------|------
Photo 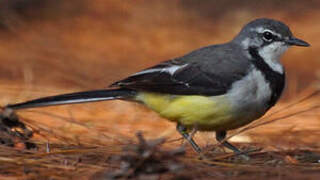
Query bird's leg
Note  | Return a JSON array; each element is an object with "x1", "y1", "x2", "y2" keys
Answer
[
  {"x1": 216, "y1": 131, "x2": 250, "y2": 161},
  {"x1": 216, "y1": 131, "x2": 241, "y2": 154},
  {"x1": 176, "y1": 123, "x2": 202, "y2": 153},
  {"x1": 216, "y1": 131, "x2": 250, "y2": 160}
]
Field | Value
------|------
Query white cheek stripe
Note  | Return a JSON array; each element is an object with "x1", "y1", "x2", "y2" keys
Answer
[
  {"x1": 132, "y1": 64, "x2": 188, "y2": 76},
  {"x1": 263, "y1": 57, "x2": 284, "y2": 74},
  {"x1": 258, "y1": 42, "x2": 287, "y2": 74}
]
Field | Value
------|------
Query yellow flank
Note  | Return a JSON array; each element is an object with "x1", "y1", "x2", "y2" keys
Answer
[{"x1": 135, "y1": 92, "x2": 236, "y2": 131}]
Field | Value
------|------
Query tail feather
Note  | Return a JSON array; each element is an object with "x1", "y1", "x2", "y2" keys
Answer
[{"x1": 6, "y1": 88, "x2": 137, "y2": 110}]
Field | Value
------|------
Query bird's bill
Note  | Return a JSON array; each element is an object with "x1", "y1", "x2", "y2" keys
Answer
[{"x1": 286, "y1": 37, "x2": 310, "y2": 47}]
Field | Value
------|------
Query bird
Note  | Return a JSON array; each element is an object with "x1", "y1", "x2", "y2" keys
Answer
[{"x1": 6, "y1": 18, "x2": 310, "y2": 155}]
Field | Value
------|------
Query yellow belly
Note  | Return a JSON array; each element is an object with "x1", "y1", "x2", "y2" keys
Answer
[{"x1": 135, "y1": 92, "x2": 251, "y2": 131}]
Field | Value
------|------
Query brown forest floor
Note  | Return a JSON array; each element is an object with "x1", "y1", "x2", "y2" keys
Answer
[{"x1": 0, "y1": 0, "x2": 320, "y2": 179}]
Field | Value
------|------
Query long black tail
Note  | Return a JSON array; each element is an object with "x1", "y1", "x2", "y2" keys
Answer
[{"x1": 6, "y1": 88, "x2": 137, "y2": 110}]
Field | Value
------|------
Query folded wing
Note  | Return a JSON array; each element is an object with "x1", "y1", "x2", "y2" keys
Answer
[{"x1": 111, "y1": 53, "x2": 249, "y2": 96}]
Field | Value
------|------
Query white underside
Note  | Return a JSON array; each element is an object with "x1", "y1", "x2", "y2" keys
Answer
[{"x1": 225, "y1": 66, "x2": 272, "y2": 123}]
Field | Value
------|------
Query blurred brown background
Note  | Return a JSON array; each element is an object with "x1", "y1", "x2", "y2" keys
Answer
[
  {"x1": 0, "y1": 0, "x2": 318, "y2": 96},
  {"x1": 1, "y1": 1, "x2": 320, "y2": 179},
  {"x1": 0, "y1": 0, "x2": 319, "y2": 146}
]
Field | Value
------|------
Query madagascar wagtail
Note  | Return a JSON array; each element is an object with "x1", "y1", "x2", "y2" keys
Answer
[{"x1": 6, "y1": 18, "x2": 310, "y2": 155}]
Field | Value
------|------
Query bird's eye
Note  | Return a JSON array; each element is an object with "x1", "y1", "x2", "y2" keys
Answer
[{"x1": 262, "y1": 31, "x2": 274, "y2": 41}]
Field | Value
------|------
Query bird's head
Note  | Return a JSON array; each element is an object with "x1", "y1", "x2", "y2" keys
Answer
[{"x1": 233, "y1": 18, "x2": 310, "y2": 73}]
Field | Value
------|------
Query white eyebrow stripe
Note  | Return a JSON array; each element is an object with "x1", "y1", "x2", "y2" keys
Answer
[
  {"x1": 253, "y1": 27, "x2": 265, "y2": 33},
  {"x1": 131, "y1": 64, "x2": 188, "y2": 76},
  {"x1": 251, "y1": 27, "x2": 282, "y2": 38}
]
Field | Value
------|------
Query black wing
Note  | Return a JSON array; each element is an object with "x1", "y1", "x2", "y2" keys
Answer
[{"x1": 111, "y1": 44, "x2": 250, "y2": 96}]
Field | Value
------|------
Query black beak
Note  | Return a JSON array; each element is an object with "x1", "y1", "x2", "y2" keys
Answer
[{"x1": 286, "y1": 37, "x2": 310, "y2": 47}]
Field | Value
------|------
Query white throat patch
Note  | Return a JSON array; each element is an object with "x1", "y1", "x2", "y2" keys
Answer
[{"x1": 258, "y1": 42, "x2": 288, "y2": 74}]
